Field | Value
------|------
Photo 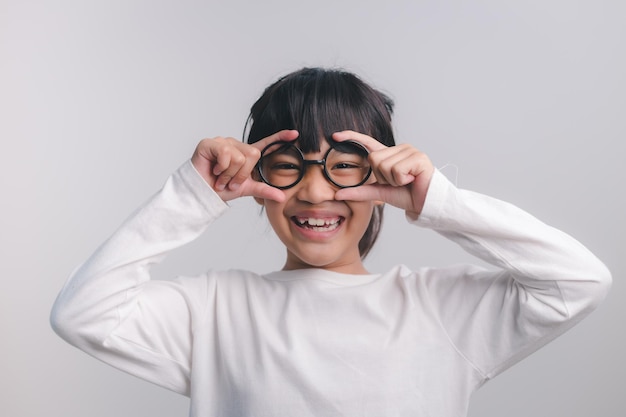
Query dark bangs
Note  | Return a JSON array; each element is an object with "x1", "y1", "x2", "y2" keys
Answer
[{"x1": 245, "y1": 68, "x2": 396, "y2": 151}]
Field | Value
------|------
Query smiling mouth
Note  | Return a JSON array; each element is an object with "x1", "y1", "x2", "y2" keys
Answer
[{"x1": 292, "y1": 216, "x2": 343, "y2": 232}]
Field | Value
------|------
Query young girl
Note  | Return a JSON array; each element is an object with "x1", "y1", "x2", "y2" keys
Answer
[{"x1": 51, "y1": 67, "x2": 611, "y2": 416}]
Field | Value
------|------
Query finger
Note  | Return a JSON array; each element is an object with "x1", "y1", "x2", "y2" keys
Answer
[
  {"x1": 250, "y1": 129, "x2": 299, "y2": 151},
  {"x1": 191, "y1": 139, "x2": 217, "y2": 182},
  {"x1": 228, "y1": 145, "x2": 262, "y2": 191},
  {"x1": 214, "y1": 148, "x2": 247, "y2": 191},
  {"x1": 331, "y1": 130, "x2": 388, "y2": 152},
  {"x1": 371, "y1": 145, "x2": 420, "y2": 187},
  {"x1": 212, "y1": 147, "x2": 232, "y2": 176}
]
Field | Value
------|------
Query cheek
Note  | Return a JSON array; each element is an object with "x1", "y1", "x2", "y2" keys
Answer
[
  {"x1": 351, "y1": 203, "x2": 376, "y2": 231},
  {"x1": 263, "y1": 201, "x2": 289, "y2": 232},
  {"x1": 263, "y1": 201, "x2": 281, "y2": 219}
]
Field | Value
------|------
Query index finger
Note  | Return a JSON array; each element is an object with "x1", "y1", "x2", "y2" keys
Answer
[
  {"x1": 250, "y1": 129, "x2": 300, "y2": 151},
  {"x1": 332, "y1": 130, "x2": 389, "y2": 152}
]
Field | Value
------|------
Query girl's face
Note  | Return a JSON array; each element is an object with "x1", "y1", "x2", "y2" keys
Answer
[{"x1": 259, "y1": 139, "x2": 376, "y2": 274}]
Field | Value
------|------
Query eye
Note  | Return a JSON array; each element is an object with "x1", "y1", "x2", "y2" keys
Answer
[
  {"x1": 263, "y1": 150, "x2": 301, "y2": 172},
  {"x1": 331, "y1": 162, "x2": 361, "y2": 170},
  {"x1": 271, "y1": 162, "x2": 300, "y2": 171},
  {"x1": 329, "y1": 153, "x2": 366, "y2": 170}
]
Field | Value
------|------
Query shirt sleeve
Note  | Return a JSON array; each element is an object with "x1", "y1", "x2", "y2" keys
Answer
[
  {"x1": 50, "y1": 160, "x2": 228, "y2": 396},
  {"x1": 411, "y1": 169, "x2": 612, "y2": 381}
]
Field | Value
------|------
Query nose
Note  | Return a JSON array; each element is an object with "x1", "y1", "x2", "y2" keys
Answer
[{"x1": 294, "y1": 164, "x2": 336, "y2": 204}]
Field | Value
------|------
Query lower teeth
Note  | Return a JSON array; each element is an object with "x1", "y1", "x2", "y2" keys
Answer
[{"x1": 306, "y1": 223, "x2": 338, "y2": 231}]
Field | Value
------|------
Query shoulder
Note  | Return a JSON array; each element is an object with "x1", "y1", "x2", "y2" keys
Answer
[
  {"x1": 381, "y1": 263, "x2": 502, "y2": 300},
  {"x1": 175, "y1": 269, "x2": 265, "y2": 290},
  {"x1": 382, "y1": 263, "x2": 492, "y2": 283}
]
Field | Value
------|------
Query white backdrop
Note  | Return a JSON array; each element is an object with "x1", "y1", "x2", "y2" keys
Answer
[{"x1": 1, "y1": 1, "x2": 624, "y2": 416}]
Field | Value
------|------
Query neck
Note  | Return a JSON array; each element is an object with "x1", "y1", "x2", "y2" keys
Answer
[{"x1": 282, "y1": 256, "x2": 370, "y2": 275}]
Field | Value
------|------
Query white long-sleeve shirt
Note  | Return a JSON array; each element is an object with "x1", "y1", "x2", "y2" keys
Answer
[{"x1": 51, "y1": 160, "x2": 611, "y2": 417}]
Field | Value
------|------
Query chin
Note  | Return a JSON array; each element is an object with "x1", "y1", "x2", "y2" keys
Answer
[
  {"x1": 290, "y1": 254, "x2": 336, "y2": 269},
  {"x1": 286, "y1": 246, "x2": 358, "y2": 270}
]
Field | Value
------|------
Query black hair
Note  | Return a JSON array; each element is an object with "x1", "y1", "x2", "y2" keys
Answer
[{"x1": 245, "y1": 67, "x2": 396, "y2": 259}]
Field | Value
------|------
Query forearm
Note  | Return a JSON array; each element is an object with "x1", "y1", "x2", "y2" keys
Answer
[
  {"x1": 413, "y1": 170, "x2": 611, "y2": 377},
  {"x1": 50, "y1": 160, "x2": 228, "y2": 350},
  {"x1": 416, "y1": 170, "x2": 611, "y2": 306}
]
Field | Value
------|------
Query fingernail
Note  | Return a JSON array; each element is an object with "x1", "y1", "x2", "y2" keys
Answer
[{"x1": 229, "y1": 182, "x2": 240, "y2": 191}]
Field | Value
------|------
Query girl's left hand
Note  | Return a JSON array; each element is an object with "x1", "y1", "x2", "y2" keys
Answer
[{"x1": 332, "y1": 130, "x2": 435, "y2": 218}]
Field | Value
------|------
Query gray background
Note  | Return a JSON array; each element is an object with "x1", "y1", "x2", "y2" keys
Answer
[{"x1": 1, "y1": 0, "x2": 624, "y2": 416}]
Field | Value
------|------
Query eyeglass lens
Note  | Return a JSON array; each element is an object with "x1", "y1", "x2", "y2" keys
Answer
[{"x1": 258, "y1": 142, "x2": 371, "y2": 189}]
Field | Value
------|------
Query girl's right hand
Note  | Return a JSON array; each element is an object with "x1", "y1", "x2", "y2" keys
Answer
[{"x1": 191, "y1": 130, "x2": 299, "y2": 202}]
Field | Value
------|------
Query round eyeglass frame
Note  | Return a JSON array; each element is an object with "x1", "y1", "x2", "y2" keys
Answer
[{"x1": 256, "y1": 140, "x2": 373, "y2": 190}]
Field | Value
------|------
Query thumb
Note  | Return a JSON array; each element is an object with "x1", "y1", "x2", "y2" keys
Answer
[
  {"x1": 243, "y1": 180, "x2": 286, "y2": 203},
  {"x1": 334, "y1": 184, "x2": 386, "y2": 202}
]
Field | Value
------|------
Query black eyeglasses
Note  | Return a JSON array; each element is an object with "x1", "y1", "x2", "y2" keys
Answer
[{"x1": 256, "y1": 141, "x2": 372, "y2": 189}]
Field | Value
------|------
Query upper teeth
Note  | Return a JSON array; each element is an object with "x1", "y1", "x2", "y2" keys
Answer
[{"x1": 297, "y1": 217, "x2": 339, "y2": 226}]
